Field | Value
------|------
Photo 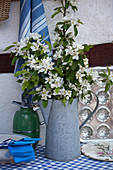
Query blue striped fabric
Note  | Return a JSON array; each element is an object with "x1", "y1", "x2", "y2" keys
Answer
[
  {"x1": 14, "y1": 0, "x2": 52, "y2": 105},
  {"x1": 15, "y1": 0, "x2": 52, "y2": 73},
  {"x1": 18, "y1": 0, "x2": 31, "y2": 41}
]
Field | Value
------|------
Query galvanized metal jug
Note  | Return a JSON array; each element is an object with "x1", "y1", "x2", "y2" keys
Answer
[{"x1": 39, "y1": 93, "x2": 98, "y2": 161}]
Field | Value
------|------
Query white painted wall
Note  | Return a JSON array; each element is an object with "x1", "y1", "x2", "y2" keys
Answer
[
  {"x1": 0, "y1": 0, "x2": 113, "y2": 144},
  {"x1": 1, "y1": 0, "x2": 113, "y2": 52},
  {"x1": 0, "y1": 74, "x2": 21, "y2": 133}
]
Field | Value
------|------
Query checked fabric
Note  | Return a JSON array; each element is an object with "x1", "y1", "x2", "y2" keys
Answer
[{"x1": 0, "y1": 145, "x2": 113, "y2": 170}]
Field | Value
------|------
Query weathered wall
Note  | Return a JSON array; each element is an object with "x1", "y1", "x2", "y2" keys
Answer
[{"x1": 0, "y1": 0, "x2": 113, "y2": 53}]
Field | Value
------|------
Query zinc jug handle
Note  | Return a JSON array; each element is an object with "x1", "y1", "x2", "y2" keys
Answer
[{"x1": 79, "y1": 91, "x2": 99, "y2": 130}]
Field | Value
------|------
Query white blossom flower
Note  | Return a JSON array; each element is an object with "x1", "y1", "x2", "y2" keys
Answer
[
  {"x1": 109, "y1": 73, "x2": 113, "y2": 81},
  {"x1": 71, "y1": 0, "x2": 79, "y2": 6},
  {"x1": 70, "y1": 14, "x2": 78, "y2": 25},
  {"x1": 79, "y1": 64, "x2": 85, "y2": 71},
  {"x1": 12, "y1": 47, "x2": 25, "y2": 56},
  {"x1": 81, "y1": 80, "x2": 91, "y2": 91},
  {"x1": 52, "y1": 73, "x2": 59, "y2": 80},
  {"x1": 53, "y1": 49, "x2": 63, "y2": 60},
  {"x1": 18, "y1": 39, "x2": 27, "y2": 49},
  {"x1": 92, "y1": 71, "x2": 99, "y2": 81},
  {"x1": 53, "y1": 90, "x2": 58, "y2": 96},
  {"x1": 76, "y1": 71, "x2": 85, "y2": 83},
  {"x1": 66, "y1": 90, "x2": 72, "y2": 100},
  {"x1": 72, "y1": 51, "x2": 79, "y2": 60},
  {"x1": 30, "y1": 32, "x2": 41, "y2": 40},
  {"x1": 26, "y1": 54, "x2": 37, "y2": 69},
  {"x1": 69, "y1": 83, "x2": 77, "y2": 91},
  {"x1": 72, "y1": 41, "x2": 84, "y2": 50},
  {"x1": 62, "y1": 16, "x2": 70, "y2": 21},
  {"x1": 36, "y1": 57, "x2": 54, "y2": 73},
  {"x1": 41, "y1": 44, "x2": 50, "y2": 53},
  {"x1": 19, "y1": 74, "x2": 30, "y2": 85},
  {"x1": 36, "y1": 86, "x2": 42, "y2": 92},
  {"x1": 83, "y1": 58, "x2": 89, "y2": 68},
  {"x1": 45, "y1": 76, "x2": 54, "y2": 85},
  {"x1": 65, "y1": 46, "x2": 72, "y2": 55},
  {"x1": 52, "y1": 33, "x2": 60, "y2": 43},
  {"x1": 62, "y1": 62, "x2": 68, "y2": 65},
  {"x1": 54, "y1": 77, "x2": 64, "y2": 88},
  {"x1": 30, "y1": 42, "x2": 40, "y2": 51},
  {"x1": 40, "y1": 88, "x2": 51, "y2": 100},
  {"x1": 85, "y1": 69, "x2": 98, "y2": 81}
]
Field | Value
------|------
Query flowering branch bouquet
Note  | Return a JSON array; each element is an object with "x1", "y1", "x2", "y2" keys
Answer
[{"x1": 5, "y1": 0, "x2": 98, "y2": 108}]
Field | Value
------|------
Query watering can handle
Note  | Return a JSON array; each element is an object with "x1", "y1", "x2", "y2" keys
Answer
[{"x1": 79, "y1": 91, "x2": 99, "y2": 130}]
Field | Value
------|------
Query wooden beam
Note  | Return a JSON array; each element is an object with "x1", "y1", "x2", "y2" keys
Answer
[{"x1": 0, "y1": 53, "x2": 14, "y2": 73}]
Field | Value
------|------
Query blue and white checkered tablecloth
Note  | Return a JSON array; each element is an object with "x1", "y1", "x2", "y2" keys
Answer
[{"x1": 0, "y1": 145, "x2": 113, "y2": 170}]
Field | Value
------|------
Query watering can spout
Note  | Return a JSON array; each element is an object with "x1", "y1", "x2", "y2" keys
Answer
[
  {"x1": 38, "y1": 100, "x2": 53, "y2": 125},
  {"x1": 12, "y1": 101, "x2": 28, "y2": 108}
]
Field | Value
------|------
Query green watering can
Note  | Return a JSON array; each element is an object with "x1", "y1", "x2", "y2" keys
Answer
[{"x1": 12, "y1": 101, "x2": 42, "y2": 148}]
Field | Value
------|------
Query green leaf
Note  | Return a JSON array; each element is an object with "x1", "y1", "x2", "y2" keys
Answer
[
  {"x1": 14, "y1": 69, "x2": 28, "y2": 77},
  {"x1": 83, "y1": 44, "x2": 93, "y2": 52},
  {"x1": 11, "y1": 56, "x2": 19, "y2": 65},
  {"x1": 79, "y1": 55, "x2": 84, "y2": 67},
  {"x1": 53, "y1": 42, "x2": 58, "y2": 48},
  {"x1": 51, "y1": 11, "x2": 61, "y2": 18},
  {"x1": 99, "y1": 72, "x2": 107, "y2": 77},
  {"x1": 10, "y1": 52, "x2": 14, "y2": 58},
  {"x1": 107, "y1": 67, "x2": 110, "y2": 76},
  {"x1": 46, "y1": 82, "x2": 50, "y2": 90},
  {"x1": 77, "y1": 19, "x2": 83, "y2": 25},
  {"x1": 22, "y1": 81, "x2": 29, "y2": 91},
  {"x1": 74, "y1": 25, "x2": 78, "y2": 37},
  {"x1": 55, "y1": 67, "x2": 64, "y2": 76},
  {"x1": 32, "y1": 94, "x2": 40, "y2": 101},
  {"x1": 63, "y1": 23, "x2": 71, "y2": 31},
  {"x1": 54, "y1": 7, "x2": 62, "y2": 11},
  {"x1": 17, "y1": 79, "x2": 23, "y2": 83},
  {"x1": 21, "y1": 46, "x2": 29, "y2": 51},
  {"x1": 55, "y1": 88, "x2": 59, "y2": 93},
  {"x1": 3, "y1": 45, "x2": 15, "y2": 51},
  {"x1": 105, "y1": 82, "x2": 110, "y2": 92},
  {"x1": 69, "y1": 97, "x2": 73, "y2": 104},
  {"x1": 56, "y1": 22, "x2": 65, "y2": 25},
  {"x1": 42, "y1": 100, "x2": 48, "y2": 108},
  {"x1": 21, "y1": 63, "x2": 27, "y2": 68},
  {"x1": 70, "y1": 4, "x2": 78, "y2": 12},
  {"x1": 36, "y1": 59, "x2": 41, "y2": 63},
  {"x1": 27, "y1": 81, "x2": 34, "y2": 89},
  {"x1": 22, "y1": 89, "x2": 27, "y2": 97},
  {"x1": 24, "y1": 73, "x2": 30, "y2": 77},
  {"x1": 61, "y1": 98, "x2": 67, "y2": 107},
  {"x1": 44, "y1": 40, "x2": 51, "y2": 50},
  {"x1": 29, "y1": 90, "x2": 38, "y2": 95},
  {"x1": 22, "y1": 55, "x2": 28, "y2": 59},
  {"x1": 12, "y1": 42, "x2": 18, "y2": 44},
  {"x1": 65, "y1": 2, "x2": 69, "y2": 9}
]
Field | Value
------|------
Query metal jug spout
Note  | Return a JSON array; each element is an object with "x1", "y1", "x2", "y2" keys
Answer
[
  {"x1": 38, "y1": 91, "x2": 99, "y2": 128},
  {"x1": 38, "y1": 100, "x2": 53, "y2": 126}
]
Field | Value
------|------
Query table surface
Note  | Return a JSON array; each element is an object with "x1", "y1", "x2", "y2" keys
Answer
[{"x1": 0, "y1": 145, "x2": 113, "y2": 170}]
